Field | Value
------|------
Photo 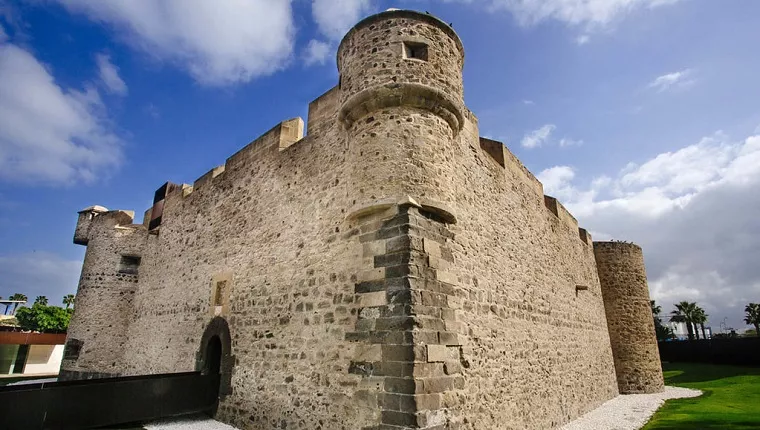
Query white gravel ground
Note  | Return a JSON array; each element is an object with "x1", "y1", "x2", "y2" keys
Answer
[
  {"x1": 144, "y1": 414, "x2": 238, "y2": 430},
  {"x1": 139, "y1": 386, "x2": 701, "y2": 430},
  {"x1": 561, "y1": 386, "x2": 702, "y2": 430}
]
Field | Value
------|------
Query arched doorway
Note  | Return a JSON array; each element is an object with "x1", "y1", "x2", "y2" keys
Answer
[
  {"x1": 196, "y1": 316, "x2": 233, "y2": 414},
  {"x1": 205, "y1": 335, "x2": 222, "y2": 376}
]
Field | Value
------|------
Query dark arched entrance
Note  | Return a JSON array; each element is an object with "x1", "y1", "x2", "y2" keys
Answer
[
  {"x1": 206, "y1": 336, "x2": 222, "y2": 376},
  {"x1": 196, "y1": 316, "x2": 233, "y2": 413}
]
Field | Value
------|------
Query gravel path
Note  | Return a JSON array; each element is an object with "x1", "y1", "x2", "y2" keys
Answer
[
  {"x1": 135, "y1": 386, "x2": 702, "y2": 430},
  {"x1": 561, "y1": 386, "x2": 702, "y2": 430},
  {"x1": 144, "y1": 414, "x2": 238, "y2": 430}
]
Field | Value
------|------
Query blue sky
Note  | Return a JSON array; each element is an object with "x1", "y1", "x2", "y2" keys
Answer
[{"x1": 1, "y1": 0, "x2": 759, "y2": 332}]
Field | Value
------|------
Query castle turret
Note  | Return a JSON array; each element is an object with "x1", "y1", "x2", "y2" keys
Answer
[
  {"x1": 338, "y1": 10, "x2": 466, "y2": 213},
  {"x1": 62, "y1": 209, "x2": 146, "y2": 380},
  {"x1": 594, "y1": 241, "x2": 664, "y2": 394},
  {"x1": 73, "y1": 205, "x2": 109, "y2": 245}
]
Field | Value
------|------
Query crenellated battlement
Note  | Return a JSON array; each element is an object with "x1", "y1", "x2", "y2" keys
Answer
[
  {"x1": 477, "y1": 136, "x2": 590, "y2": 244},
  {"x1": 76, "y1": 86, "x2": 591, "y2": 247}
]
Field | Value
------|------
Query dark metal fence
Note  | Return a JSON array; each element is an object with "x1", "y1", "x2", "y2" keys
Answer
[
  {"x1": 658, "y1": 337, "x2": 760, "y2": 366},
  {"x1": 0, "y1": 371, "x2": 219, "y2": 429}
]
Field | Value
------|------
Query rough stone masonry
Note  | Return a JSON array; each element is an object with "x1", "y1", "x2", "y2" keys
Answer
[{"x1": 61, "y1": 9, "x2": 664, "y2": 430}]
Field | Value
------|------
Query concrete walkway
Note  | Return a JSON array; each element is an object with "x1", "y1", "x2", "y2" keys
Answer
[{"x1": 561, "y1": 386, "x2": 702, "y2": 430}]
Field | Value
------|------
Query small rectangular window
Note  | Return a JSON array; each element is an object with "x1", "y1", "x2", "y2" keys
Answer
[
  {"x1": 214, "y1": 280, "x2": 228, "y2": 306},
  {"x1": 403, "y1": 42, "x2": 428, "y2": 61},
  {"x1": 118, "y1": 255, "x2": 141, "y2": 275},
  {"x1": 64, "y1": 339, "x2": 83, "y2": 360}
]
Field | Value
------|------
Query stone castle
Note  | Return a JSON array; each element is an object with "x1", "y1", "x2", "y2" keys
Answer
[{"x1": 62, "y1": 9, "x2": 664, "y2": 430}]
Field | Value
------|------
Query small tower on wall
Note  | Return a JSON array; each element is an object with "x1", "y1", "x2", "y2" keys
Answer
[
  {"x1": 62, "y1": 207, "x2": 144, "y2": 381},
  {"x1": 594, "y1": 241, "x2": 665, "y2": 394},
  {"x1": 337, "y1": 9, "x2": 466, "y2": 211},
  {"x1": 73, "y1": 205, "x2": 109, "y2": 245}
]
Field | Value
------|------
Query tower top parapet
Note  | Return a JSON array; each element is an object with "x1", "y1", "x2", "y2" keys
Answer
[
  {"x1": 336, "y1": 9, "x2": 466, "y2": 134},
  {"x1": 78, "y1": 205, "x2": 109, "y2": 214},
  {"x1": 337, "y1": 9, "x2": 464, "y2": 65}
]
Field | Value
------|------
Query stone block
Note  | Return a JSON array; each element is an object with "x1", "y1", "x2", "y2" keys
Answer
[
  {"x1": 363, "y1": 240, "x2": 388, "y2": 257},
  {"x1": 360, "y1": 291, "x2": 388, "y2": 307},
  {"x1": 436, "y1": 270, "x2": 457, "y2": 285},
  {"x1": 355, "y1": 344, "x2": 383, "y2": 361},
  {"x1": 426, "y1": 345, "x2": 448, "y2": 362},
  {"x1": 358, "y1": 268, "x2": 386, "y2": 282},
  {"x1": 422, "y1": 238, "x2": 441, "y2": 257}
]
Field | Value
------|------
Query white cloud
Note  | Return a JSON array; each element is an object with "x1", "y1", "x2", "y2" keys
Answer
[
  {"x1": 537, "y1": 166, "x2": 575, "y2": 195},
  {"x1": 521, "y1": 124, "x2": 555, "y2": 148},
  {"x1": 55, "y1": 0, "x2": 295, "y2": 86},
  {"x1": 647, "y1": 68, "x2": 696, "y2": 92},
  {"x1": 144, "y1": 103, "x2": 160, "y2": 119},
  {"x1": 576, "y1": 34, "x2": 590, "y2": 45},
  {"x1": 0, "y1": 40, "x2": 122, "y2": 185},
  {"x1": 303, "y1": 39, "x2": 331, "y2": 67},
  {"x1": 538, "y1": 130, "x2": 760, "y2": 330},
  {"x1": 95, "y1": 53, "x2": 127, "y2": 95},
  {"x1": 0, "y1": 252, "x2": 82, "y2": 304},
  {"x1": 559, "y1": 137, "x2": 583, "y2": 147},
  {"x1": 0, "y1": 22, "x2": 7, "y2": 42},
  {"x1": 312, "y1": 0, "x2": 373, "y2": 40},
  {"x1": 449, "y1": 0, "x2": 682, "y2": 27},
  {"x1": 523, "y1": 99, "x2": 535, "y2": 105}
]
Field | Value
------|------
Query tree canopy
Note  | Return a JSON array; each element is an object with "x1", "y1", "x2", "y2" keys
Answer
[
  {"x1": 63, "y1": 294, "x2": 75, "y2": 309},
  {"x1": 651, "y1": 300, "x2": 674, "y2": 341},
  {"x1": 15, "y1": 303, "x2": 73, "y2": 333},
  {"x1": 671, "y1": 301, "x2": 700, "y2": 340},
  {"x1": 745, "y1": 303, "x2": 760, "y2": 337}
]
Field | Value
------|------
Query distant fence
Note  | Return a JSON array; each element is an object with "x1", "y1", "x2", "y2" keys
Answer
[{"x1": 658, "y1": 337, "x2": 760, "y2": 366}]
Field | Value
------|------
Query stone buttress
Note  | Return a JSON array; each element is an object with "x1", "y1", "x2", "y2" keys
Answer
[{"x1": 339, "y1": 10, "x2": 467, "y2": 429}]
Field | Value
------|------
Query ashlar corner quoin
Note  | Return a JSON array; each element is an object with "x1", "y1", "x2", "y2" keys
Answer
[{"x1": 63, "y1": 9, "x2": 663, "y2": 430}]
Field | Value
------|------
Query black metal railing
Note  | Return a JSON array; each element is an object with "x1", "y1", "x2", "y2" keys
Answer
[{"x1": 0, "y1": 371, "x2": 220, "y2": 429}]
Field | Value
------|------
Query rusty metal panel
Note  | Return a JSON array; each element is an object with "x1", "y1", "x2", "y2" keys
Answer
[{"x1": 149, "y1": 182, "x2": 180, "y2": 230}]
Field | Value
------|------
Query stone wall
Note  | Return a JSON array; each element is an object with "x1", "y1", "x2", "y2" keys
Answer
[
  {"x1": 408, "y1": 112, "x2": 620, "y2": 429},
  {"x1": 594, "y1": 242, "x2": 664, "y2": 394}
]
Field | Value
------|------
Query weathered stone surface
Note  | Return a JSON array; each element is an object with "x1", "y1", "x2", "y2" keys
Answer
[
  {"x1": 595, "y1": 242, "x2": 665, "y2": 394},
  {"x1": 64, "y1": 8, "x2": 662, "y2": 430}
]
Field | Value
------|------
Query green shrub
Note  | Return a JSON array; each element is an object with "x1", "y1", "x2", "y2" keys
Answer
[{"x1": 15, "y1": 303, "x2": 73, "y2": 333}]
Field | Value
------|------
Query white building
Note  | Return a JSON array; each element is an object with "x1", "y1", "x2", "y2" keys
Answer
[
  {"x1": 0, "y1": 331, "x2": 66, "y2": 376},
  {"x1": 668, "y1": 321, "x2": 712, "y2": 340}
]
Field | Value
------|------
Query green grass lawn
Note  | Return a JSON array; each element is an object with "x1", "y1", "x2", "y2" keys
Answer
[{"x1": 643, "y1": 362, "x2": 760, "y2": 429}]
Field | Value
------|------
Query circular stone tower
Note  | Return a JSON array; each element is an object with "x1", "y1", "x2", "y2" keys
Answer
[
  {"x1": 594, "y1": 241, "x2": 664, "y2": 394},
  {"x1": 337, "y1": 10, "x2": 466, "y2": 211}
]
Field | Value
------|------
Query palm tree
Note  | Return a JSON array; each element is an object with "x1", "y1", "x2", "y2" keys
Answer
[
  {"x1": 694, "y1": 306, "x2": 708, "y2": 340},
  {"x1": 745, "y1": 303, "x2": 760, "y2": 337},
  {"x1": 63, "y1": 294, "x2": 75, "y2": 309},
  {"x1": 651, "y1": 300, "x2": 674, "y2": 341},
  {"x1": 651, "y1": 300, "x2": 662, "y2": 317},
  {"x1": 34, "y1": 296, "x2": 48, "y2": 306},
  {"x1": 8, "y1": 293, "x2": 27, "y2": 313},
  {"x1": 671, "y1": 301, "x2": 698, "y2": 341}
]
